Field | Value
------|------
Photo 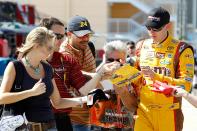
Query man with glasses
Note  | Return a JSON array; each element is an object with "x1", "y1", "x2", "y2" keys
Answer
[
  {"x1": 39, "y1": 17, "x2": 77, "y2": 131},
  {"x1": 128, "y1": 7, "x2": 194, "y2": 131},
  {"x1": 60, "y1": 16, "x2": 96, "y2": 131},
  {"x1": 93, "y1": 40, "x2": 136, "y2": 131}
]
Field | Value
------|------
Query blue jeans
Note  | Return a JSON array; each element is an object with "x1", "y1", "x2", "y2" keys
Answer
[{"x1": 72, "y1": 122, "x2": 91, "y2": 131}]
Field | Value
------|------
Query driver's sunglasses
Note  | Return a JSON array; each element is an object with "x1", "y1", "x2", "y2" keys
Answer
[
  {"x1": 54, "y1": 33, "x2": 64, "y2": 40},
  {"x1": 107, "y1": 58, "x2": 120, "y2": 63},
  {"x1": 146, "y1": 26, "x2": 164, "y2": 32}
]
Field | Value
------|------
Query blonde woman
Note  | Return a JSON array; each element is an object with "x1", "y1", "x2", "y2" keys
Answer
[{"x1": 0, "y1": 27, "x2": 118, "y2": 130}]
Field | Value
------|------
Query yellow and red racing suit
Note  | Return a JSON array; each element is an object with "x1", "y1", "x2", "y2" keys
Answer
[{"x1": 134, "y1": 34, "x2": 194, "y2": 131}]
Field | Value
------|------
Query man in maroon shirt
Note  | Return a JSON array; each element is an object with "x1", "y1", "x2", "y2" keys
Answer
[{"x1": 39, "y1": 17, "x2": 84, "y2": 131}]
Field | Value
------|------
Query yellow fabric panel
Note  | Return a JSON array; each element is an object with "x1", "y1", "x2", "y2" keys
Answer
[
  {"x1": 154, "y1": 48, "x2": 194, "y2": 92},
  {"x1": 135, "y1": 108, "x2": 175, "y2": 131}
]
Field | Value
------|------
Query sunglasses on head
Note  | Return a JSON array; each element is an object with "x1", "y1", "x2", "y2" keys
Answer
[
  {"x1": 54, "y1": 33, "x2": 64, "y2": 40},
  {"x1": 107, "y1": 58, "x2": 121, "y2": 63},
  {"x1": 146, "y1": 26, "x2": 164, "y2": 32}
]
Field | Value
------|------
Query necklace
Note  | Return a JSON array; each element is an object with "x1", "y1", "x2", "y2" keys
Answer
[{"x1": 25, "y1": 57, "x2": 40, "y2": 75}]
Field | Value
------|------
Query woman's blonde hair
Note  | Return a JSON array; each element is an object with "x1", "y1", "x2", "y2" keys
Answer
[{"x1": 17, "y1": 27, "x2": 56, "y2": 57}]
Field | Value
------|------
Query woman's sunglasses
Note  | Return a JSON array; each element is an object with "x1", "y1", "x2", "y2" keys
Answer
[{"x1": 106, "y1": 58, "x2": 121, "y2": 63}]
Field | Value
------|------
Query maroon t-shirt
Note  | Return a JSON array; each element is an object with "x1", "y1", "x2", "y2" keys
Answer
[{"x1": 49, "y1": 52, "x2": 86, "y2": 113}]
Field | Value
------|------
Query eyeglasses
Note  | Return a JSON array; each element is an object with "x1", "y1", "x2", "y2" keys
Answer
[
  {"x1": 146, "y1": 26, "x2": 164, "y2": 32},
  {"x1": 54, "y1": 33, "x2": 64, "y2": 40},
  {"x1": 106, "y1": 58, "x2": 121, "y2": 63}
]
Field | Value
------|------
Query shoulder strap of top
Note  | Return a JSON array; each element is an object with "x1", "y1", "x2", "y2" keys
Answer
[{"x1": 12, "y1": 60, "x2": 24, "y2": 91}]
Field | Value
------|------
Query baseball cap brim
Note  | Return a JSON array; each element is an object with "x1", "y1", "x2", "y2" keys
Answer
[
  {"x1": 145, "y1": 20, "x2": 162, "y2": 29},
  {"x1": 73, "y1": 30, "x2": 94, "y2": 37}
]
